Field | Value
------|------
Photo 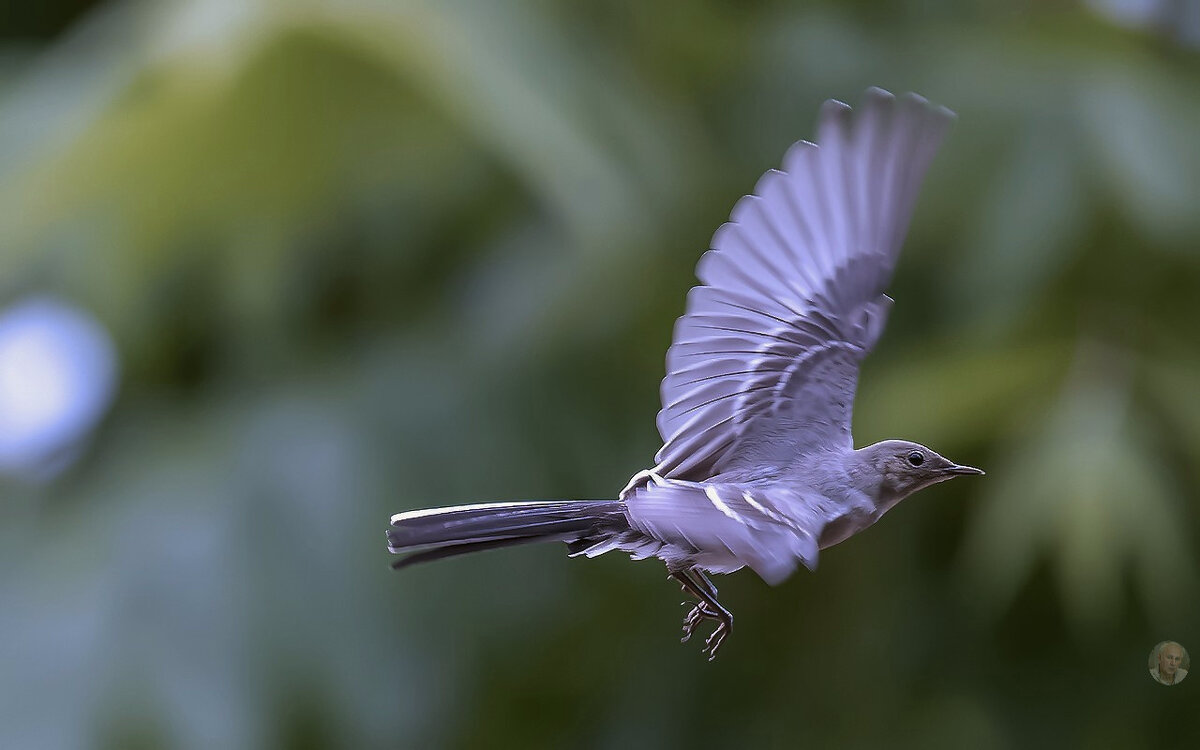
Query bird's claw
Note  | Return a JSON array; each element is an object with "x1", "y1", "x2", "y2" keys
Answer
[
  {"x1": 680, "y1": 601, "x2": 722, "y2": 645},
  {"x1": 680, "y1": 605, "x2": 702, "y2": 642},
  {"x1": 670, "y1": 571, "x2": 732, "y2": 659},
  {"x1": 702, "y1": 619, "x2": 731, "y2": 660}
]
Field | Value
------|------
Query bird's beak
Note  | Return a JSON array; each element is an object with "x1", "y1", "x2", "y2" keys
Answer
[{"x1": 943, "y1": 464, "x2": 985, "y2": 476}]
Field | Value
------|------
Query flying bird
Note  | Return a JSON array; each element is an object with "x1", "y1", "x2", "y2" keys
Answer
[{"x1": 387, "y1": 87, "x2": 982, "y2": 659}]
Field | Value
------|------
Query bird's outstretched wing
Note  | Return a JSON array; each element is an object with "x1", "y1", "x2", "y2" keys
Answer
[{"x1": 651, "y1": 88, "x2": 954, "y2": 484}]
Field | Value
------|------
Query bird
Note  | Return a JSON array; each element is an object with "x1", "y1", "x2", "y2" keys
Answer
[{"x1": 387, "y1": 87, "x2": 983, "y2": 660}]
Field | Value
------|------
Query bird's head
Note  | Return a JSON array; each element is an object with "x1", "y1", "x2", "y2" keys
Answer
[{"x1": 858, "y1": 439, "x2": 983, "y2": 505}]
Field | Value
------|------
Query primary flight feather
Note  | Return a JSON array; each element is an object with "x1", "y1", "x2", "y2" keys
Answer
[{"x1": 387, "y1": 88, "x2": 981, "y2": 659}]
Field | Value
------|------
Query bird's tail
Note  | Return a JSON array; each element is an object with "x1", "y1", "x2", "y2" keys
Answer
[{"x1": 387, "y1": 499, "x2": 628, "y2": 570}]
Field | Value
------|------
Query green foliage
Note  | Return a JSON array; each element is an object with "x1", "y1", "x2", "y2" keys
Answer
[{"x1": 2, "y1": 1, "x2": 1199, "y2": 747}]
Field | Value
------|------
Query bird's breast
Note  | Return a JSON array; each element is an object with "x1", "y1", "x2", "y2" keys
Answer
[{"x1": 816, "y1": 506, "x2": 880, "y2": 550}]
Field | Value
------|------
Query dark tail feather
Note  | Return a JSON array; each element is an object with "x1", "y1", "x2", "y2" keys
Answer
[
  {"x1": 387, "y1": 500, "x2": 626, "y2": 568},
  {"x1": 390, "y1": 535, "x2": 556, "y2": 570}
]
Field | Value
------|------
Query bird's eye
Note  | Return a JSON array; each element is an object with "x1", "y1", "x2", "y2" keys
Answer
[{"x1": 906, "y1": 451, "x2": 924, "y2": 467}]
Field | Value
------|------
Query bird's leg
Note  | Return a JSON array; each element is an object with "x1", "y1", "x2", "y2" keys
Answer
[
  {"x1": 670, "y1": 569, "x2": 734, "y2": 660},
  {"x1": 681, "y1": 599, "x2": 719, "y2": 641},
  {"x1": 678, "y1": 569, "x2": 720, "y2": 639},
  {"x1": 691, "y1": 568, "x2": 720, "y2": 600},
  {"x1": 672, "y1": 572, "x2": 713, "y2": 642},
  {"x1": 688, "y1": 569, "x2": 733, "y2": 658}
]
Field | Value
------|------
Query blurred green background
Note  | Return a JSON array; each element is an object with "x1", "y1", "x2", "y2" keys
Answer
[{"x1": 2, "y1": 0, "x2": 1199, "y2": 748}]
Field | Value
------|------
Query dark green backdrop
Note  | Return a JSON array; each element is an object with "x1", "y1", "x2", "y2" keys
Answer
[{"x1": 2, "y1": 1, "x2": 1198, "y2": 747}]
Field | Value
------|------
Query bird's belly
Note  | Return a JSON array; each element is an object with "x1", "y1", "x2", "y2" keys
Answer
[{"x1": 817, "y1": 508, "x2": 879, "y2": 550}]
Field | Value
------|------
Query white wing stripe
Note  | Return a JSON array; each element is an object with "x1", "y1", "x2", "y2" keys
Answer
[
  {"x1": 742, "y1": 491, "x2": 786, "y2": 524},
  {"x1": 705, "y1": 486, "x2": 742, "y2": 522}
]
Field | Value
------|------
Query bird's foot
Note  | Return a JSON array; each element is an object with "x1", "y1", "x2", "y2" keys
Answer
[
  {"x1": 680, "y1": 601, "x2": 720, "y2": 643},
  {"x1": 702, "y1": 616, "x2": 731, "y2": 661},
  {"x1": 670, "y1": 570, "x2": 733, "y2": 660}
]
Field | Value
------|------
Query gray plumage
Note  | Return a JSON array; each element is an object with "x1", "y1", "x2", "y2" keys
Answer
[{"x1": 387, "y1": 87, "x2": 982, "y2": 659}]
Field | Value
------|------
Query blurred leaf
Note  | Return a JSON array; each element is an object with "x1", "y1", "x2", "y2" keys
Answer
[
  {"x1": 2, "y1": 1, "x2": 1200, "y2": 748},
  {"x1": 1078, "y1": 67, "x2": 1200, "y2": 243},
  {"x1": 959, "y1": 345, "x2": 1199, "y2": 634}
]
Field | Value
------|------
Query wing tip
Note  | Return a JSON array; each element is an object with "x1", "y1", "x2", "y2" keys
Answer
[
  {"x1": 896, "y1": 89, "x2": 957, "y2": 121},
  {"x1": 863, "y1": 85, "x2": 895, "y2": 103},
  {"x1": 856, "y1": 87, "x2": 957, "y2": 121},
  {"x1": 820, "y1": 98, "x2": 852, "y2": 117},
  {"x1": 781, "y1": 139, "x2": 817, "y2": 173},
  {"x1": 819, "y1": 99, "x2": 854, "y2": 140}
]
